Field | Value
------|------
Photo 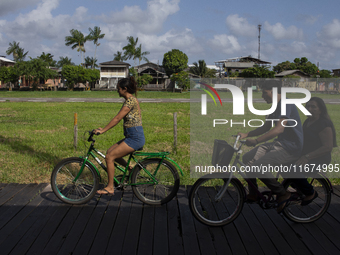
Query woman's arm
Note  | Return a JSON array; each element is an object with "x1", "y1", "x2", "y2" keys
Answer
[
  {"x1": 295, "y1": 127, "x2": 333, "y2": 165},
  {"x1": 94, "y1": 106, "x2": 131, "y2": 134}
]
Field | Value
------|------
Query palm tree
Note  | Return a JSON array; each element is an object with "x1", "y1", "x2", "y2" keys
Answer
[
  {"x1": 113, "y1": 51, "x2": 126, "y2": 61},
  {"x1": 6, "y1": 41, "x2": 20, "y2": 61},
  {"x1": 16, "y1": 47, "x2": 29, "y2": 62},
  {"x1": 88, "y1": 26, "x2": 105, "y2": 69},
  {"x1": 84, "y1": 56, "x2": 98, "y2": 69},
  {"x1": 38, "y1": 52, "x2": 56, "y2": 67},
  {"x1": 135, "y1": 44, "x2": 150, "y2": 65},
  {"x1": 190, "y1": 60, "x2": 208, "y2": 78},
  {"x1": 122, "y1": 36, "x2": 139, "y2": 66},
  {"x1": 65, "y1": 29, "x2": 88, "y2": 65},
  {"x1": 57, "y1": 56, "x2": 75, "y2": 68}
]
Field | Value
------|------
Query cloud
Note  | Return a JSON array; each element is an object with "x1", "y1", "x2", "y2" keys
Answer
[
  {"x1": 264, "y1": 21, "x2": 304, "y2": 40},
  {"x1": 226, "y1": 14, "x2": 257, "y2": 37},
  {"x1": 208, "y1": 34, "x2": 241, "y2": 55},
  {"x1": 317, "y1": 19, "x2": 340, "y2": 49},
  {"x1": 0, "y1": 0, "x2": 41, "y2": 17},
  {"x1": 99, "y1": 0, "x2": 180, "y2": 34},
  {"x1": 296, "y1": 14, "x2": 322, "y2": 25}
]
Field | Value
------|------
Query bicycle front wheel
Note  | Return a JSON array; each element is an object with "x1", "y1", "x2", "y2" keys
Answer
[
  {"x1": 282, "y1": 176, "x2": 331, "y2": 223},
  {"x1": 189, "y1": 175, "x2": 245, "y2": 227},
  {"x1": 51, "y1": 157, "x2": 99, "y2": 205},
  {"x1": 131, "y1": 158, "x2": 180, "y2": 205}
]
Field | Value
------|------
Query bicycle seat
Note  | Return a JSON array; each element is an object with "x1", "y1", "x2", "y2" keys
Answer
[{"x1": 136, "y1": 147, "x2": 143, "y2": 151}]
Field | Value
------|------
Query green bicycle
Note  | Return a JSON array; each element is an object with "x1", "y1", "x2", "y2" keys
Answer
[{"x1": 51, "y1": 130, "x2": 183, "y2": 205}]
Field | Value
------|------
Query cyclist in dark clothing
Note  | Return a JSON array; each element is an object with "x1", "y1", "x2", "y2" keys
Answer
[{"x1": 294, "y1": 97, "x2": 337, "y2": 205}]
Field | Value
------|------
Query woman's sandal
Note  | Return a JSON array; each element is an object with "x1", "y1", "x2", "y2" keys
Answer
[
  {"x1": 301, "y1": 191, "x2": 318, "y2": 206},
  {"x1": 97, "y1": 188, "x2": 114, "y2": 196}
]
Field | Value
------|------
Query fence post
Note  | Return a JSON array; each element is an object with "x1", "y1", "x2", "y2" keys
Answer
[
  {"x1": 173, "y1": 112, "x2": 177, "y2": 153},
  {"x1": 74, "y1": 113, "x2": 78, "y2": 149}
]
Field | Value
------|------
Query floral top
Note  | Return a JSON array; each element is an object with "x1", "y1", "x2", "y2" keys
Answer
[{"x1": 122, "y1": 97, "x2": 142, "y2": 128}]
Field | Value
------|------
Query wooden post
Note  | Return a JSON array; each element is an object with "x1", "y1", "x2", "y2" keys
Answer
[
  {"x1": 74, "y1": 113, "x2": 78, "y2": 149},
  {"x1": 173, "y1": 112, "x2": 177, "y2": 153}
]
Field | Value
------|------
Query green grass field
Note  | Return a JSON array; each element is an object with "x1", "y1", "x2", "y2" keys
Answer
[
  {"x1": 1, "y1": 90, "x2": 340, "y2": 99},
  {"x1": 0, "y1": 92, "x2": 339, "y2": 185}
]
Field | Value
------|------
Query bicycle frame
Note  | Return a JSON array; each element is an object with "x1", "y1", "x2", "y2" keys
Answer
[
  {"x1": 218, "y1": 136, "x2": 333, "y2": 205},
  {"x1": 75, "y1": 135, "x2": 183, "y2": 186}
]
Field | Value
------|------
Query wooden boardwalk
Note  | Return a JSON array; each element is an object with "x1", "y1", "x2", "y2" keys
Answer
[{"x1": 1, "y1": 183, "x2": 340, "y2": 255}]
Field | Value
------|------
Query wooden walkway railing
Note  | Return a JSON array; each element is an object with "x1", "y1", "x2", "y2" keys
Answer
[{"x1": 1, "y1": 183, "x2": 340, "y2": 255}]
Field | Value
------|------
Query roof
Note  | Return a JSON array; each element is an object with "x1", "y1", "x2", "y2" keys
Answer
[
  {"x1": 99, "y1": 60, "x2": 130, "y2": 66},
  {"x1": 215, "y1": 56, "x2": 271, "y2": 65},
  {"x1": 275, "y1": 70, "x2": 310, "y2": 77},
  {"x1": 0, "y1": 56, "x2": 15, "y2": 63}
]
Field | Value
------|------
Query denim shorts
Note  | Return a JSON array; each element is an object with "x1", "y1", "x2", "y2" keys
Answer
[{"x1": 123, "y1": 126, "x2": 145, "y2": 151}]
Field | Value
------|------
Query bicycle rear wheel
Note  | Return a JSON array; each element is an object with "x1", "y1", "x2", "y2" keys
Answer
[
  {"x1": 131, "y1": 158, "x2": 180, "y2": 205},
  {"x1": 282, "y1": 176, "x2": 331, "y2": 223},
  {"x1": 189, "y1": 175, "x2": 245, "y2": 227},
  {"x1": 51, "y1": 157, "x2": 99, "y2": 205}
]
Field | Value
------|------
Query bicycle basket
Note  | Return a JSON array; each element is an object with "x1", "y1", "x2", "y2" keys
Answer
[{"x1": 211, "y1": 139, "x2": 234, "y2": 166}]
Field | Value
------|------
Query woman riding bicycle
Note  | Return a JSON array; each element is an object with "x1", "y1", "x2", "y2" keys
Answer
[
  {"x1": 294, "y1": 97, "x2": 337, "y2": 204},
  {"x1": 94, "y1": 76, "x2": 145, "y2": 195}
]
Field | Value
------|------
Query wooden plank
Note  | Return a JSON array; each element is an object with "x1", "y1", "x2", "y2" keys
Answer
[
  {"x1": 153, "y1": 184, "x2": 169, "y2": 255},
  {"x1": 1, "y1": 185, "x2": 56, "y2": 255},
  {"x1": 0, "y1": 183, "x2": 8, "y2": 190},
  {"x1": 105, "y1": 187, "x2": 134, "y2": 254},
  {"x1": 191, "y1": 186, "x2": 223, "y2": 255},
  {"x1": 0, "y1": 183, "x2": 46, "y2": 230},
  {"x1": 0, "y1": 183, "x2": 27, "y2": 206},
  {"x1": 203, "y1": 187, "x2": 246, "y2": 255},
  {"x1": 177, "y1": 186, "x2": 201, "y2": 255},
  {"x1": 0, "y1": 183, "x2": 48, "y2": 241},
  {"x1": 56, "y1": 198, "x2": 99, "y2": 255},
  {"x1": 88, "y1": 190, "x2": 123, "y2": 255},
  {"x1": 6, "y1": 186, "x2": 58, "y2": 255},
  {"x1": 264, "y1": 209, "x2": 311, "y2": 255},
  {"x1": 0, "y1": 183, "x2": 18, "y2": 198},
  {"x1": 240, "y1": 203, "x2": 279, "y2": 255},
  {"x1": 167, "y1": 197, "x2": 185, "y2": 255},
  {"x1": 325, "y1": 192, "x2": 340, "y2": 222},
  {"x1": 122, "y1": 194, "x2": 144, "y2": 255},
  {"x1": 203, "y1": 187, "x2": 238, "y2": 255},
  {"x1": 25, "y1": 196, "x2": 72, "y2": 255},
  {"x1": 40, "y1": 204, "x2": 83, "y2": 254},
  {"x1": 137, "y1": 186, "x2": 155, "y2": 255},
  {"x1": 248, "y1": 203, "x2": 295, "y2": 255}
]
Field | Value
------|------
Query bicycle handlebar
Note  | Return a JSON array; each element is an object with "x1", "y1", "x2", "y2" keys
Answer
[{"x1": 88, "y1": 130, "x2": 100, "y2": 142}]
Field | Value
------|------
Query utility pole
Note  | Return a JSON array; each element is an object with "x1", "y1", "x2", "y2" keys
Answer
[{"x1": 258, "y1": 24, "x2": 262, "y2": 60}]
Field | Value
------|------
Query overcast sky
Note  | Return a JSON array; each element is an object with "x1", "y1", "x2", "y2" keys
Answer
[{"x1": 0, "y1": 0, "x2": 339, "y2": 71}]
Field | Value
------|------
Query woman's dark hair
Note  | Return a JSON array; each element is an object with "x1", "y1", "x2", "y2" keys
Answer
[
  {"x1": 308, "y1": 97, "x2": 337, "y2": 147},
  {"x1": 118, "y1": 76, "x2": 138, "y2": 96}
]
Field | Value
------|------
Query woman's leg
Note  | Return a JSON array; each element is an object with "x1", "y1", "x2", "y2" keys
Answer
[{"x1": 97, "y1": 141, "x2": 135, "y2": 194}]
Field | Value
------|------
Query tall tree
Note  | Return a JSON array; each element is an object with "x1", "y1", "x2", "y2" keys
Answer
[
  {"x1": 88, "y1": 26, "x2": 105, "y2": 69},
  {"x1": 65, "y1": 29, "x2": 88, "y2": 65},
  {"x1": 273, "y1": 57, "x2": 318, "y2": 75},
  {"x1": 84, "y1": 56, "x2": 98, "y2": 69},
  {"x1": 189, "y1": 60, "x2": 208, "y2": 77},
  {"x1": 57, "y1": 56, "x2": 75, "y2": 68},
  {"x1": 38, "y1": 52, "x2": 56, "y2": 67},
  {"x1": 122, "y1": 36, "x2": 139, "y2": 65},
  {"x1": 113, "y1": 51, "x2": 126, "y2": 61},
  {"x1": 239, "y1": 65, "x2": 275, "y2": 78},
  {"x1": 6, "y1": 41, "x2": 20, "y2": 61},
  {"x1": 16, "y1": 47, "x2": 29, "y2": 62},
  {"x1": 135, "y1": 44, "x2": 149, "y2": 65},
  {"x1": 162, "y1": 49, "x2": 188, "y2": 77}
]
